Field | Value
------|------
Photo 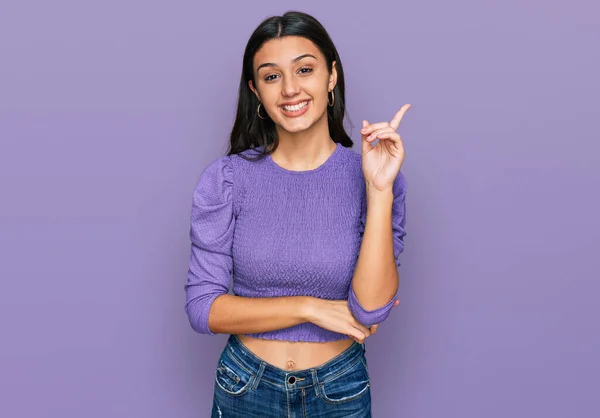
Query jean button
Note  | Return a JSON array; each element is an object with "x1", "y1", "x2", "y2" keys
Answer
[{"x1": 288, "y1": 376, "x2": 296, "y2": 384}]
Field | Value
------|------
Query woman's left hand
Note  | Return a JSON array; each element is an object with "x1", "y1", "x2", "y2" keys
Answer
[{"x1": 361, "y1": 104, "x2": 411, "y2": 191}]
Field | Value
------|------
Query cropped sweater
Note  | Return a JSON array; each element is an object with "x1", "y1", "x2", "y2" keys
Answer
[{"x1": 184, "y1": 142, "x2": 407, "y2": 342}]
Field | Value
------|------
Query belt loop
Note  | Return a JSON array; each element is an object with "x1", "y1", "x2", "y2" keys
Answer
[
  {"x1": 310, "y1": 369, "x2": 320, "y2": 398},
  {"x1": 252, "y1": 361, "x2": 266, "y2": 390}
]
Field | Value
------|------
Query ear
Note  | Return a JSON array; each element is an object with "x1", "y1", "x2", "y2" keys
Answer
[
  {"x1": 248, "y1": 80, "x2": 261, "y2": 102},
  {"x1": 328, "y1": 60, "x2": 338, "y2": 92}
]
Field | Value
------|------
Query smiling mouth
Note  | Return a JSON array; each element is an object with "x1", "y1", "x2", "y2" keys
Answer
[{"x1": 280, "y1": 100, "x2": 310, "y2": 112}]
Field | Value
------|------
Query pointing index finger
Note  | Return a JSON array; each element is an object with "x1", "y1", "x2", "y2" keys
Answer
[{"x1": 389, "y1": 104, "x2": 411, "y2": 131}]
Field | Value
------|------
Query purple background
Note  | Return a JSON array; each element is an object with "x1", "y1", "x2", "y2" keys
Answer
[{"x1": 1, "y1": 1, "x2": 598, "y2": 417}]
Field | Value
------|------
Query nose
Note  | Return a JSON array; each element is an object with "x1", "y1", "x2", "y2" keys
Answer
[{"x1": 281, "y1": 75, "x2": 300, "y2": 97}]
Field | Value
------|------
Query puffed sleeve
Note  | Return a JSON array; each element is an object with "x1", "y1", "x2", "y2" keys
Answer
[
  {"x1": 184, "y1": 155, "x2": 234, "y2": 335},
  {"x1": 349, "y1": 171, "x2": 407, "y2": 327},
  {"x1": 390, "y1": 171, "x2": 408, "y2": 266}
]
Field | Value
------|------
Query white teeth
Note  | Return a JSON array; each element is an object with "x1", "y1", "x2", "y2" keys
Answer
[{"x1": 282, "y1": 101, "x2": 309, "y2": 112}]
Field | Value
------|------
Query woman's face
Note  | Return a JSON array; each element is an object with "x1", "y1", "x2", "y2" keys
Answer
[{"x1": 249, "y1": 36, "x2": 337, "y2": 134}]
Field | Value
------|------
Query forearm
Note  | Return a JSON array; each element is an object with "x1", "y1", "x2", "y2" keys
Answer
[
  {"x1": 207, "y1": 294, "x2": 313, "y2": 335},
  {"x1": 351, "y1": 187, "x2": 399, "y2": 310}
]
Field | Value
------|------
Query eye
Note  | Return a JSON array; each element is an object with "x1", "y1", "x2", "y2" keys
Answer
[
  {"x1": 264, "y1": 74, "x2": 278, "y2": 82},
  {"x1": 298, "y1": 67, "x2": 313, "y2": 74}
]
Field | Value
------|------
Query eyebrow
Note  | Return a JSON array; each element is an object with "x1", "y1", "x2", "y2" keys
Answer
[{"x1": 256, "y1": 53, "x2": 317, "y2": 72}]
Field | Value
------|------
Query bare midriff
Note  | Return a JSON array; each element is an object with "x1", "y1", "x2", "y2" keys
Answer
[{"x1": 236, "y1": 334, "x2": 355, "y2": 371}]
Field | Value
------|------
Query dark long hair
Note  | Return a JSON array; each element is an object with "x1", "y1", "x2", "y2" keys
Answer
[{"x1": 226, "y1": 11, "x2": 353, "y2": 160}]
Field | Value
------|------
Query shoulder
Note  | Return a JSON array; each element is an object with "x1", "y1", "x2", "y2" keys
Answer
[
  {"x1": 195, "y1": 147, "x2": 269, "y2": 213},
  {"x1": 338, "y1": 143, "x2": 362, "y2": 162},
  {"x1": 194, "y1": 154, "x2": 234, "y2": 205},
  {"x1": 199, "y1": 154, "x2": 233, "y2": 181},
  {"x1": 336, "y1": 144, "x2": 363, "y2": 175}
]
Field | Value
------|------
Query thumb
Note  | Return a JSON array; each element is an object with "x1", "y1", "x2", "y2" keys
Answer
[{"x1": 361, "y1": 119, "x2": 372, "y2": 156}]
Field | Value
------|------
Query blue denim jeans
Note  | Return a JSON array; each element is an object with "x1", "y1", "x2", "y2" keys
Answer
[{"x1": 211, "y1": 334, "x2": 372, "y2": 417}]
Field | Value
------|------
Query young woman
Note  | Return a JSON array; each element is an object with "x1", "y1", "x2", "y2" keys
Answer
[{"x1": 184, "y1": 10, "x2": 410, "y2": 417}]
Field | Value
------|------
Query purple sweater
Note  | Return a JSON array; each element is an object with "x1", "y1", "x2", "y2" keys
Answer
[{"x1": 184, "y1": 142, "x2": 407, "y2": 342}]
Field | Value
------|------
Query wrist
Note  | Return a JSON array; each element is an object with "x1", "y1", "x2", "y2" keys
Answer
[
  {"x1": 366, "y1": 187, "x2": 394, "y2": 206},
  {"x1": 299, "y1": 296, "x2": 319, "y2": 323}
]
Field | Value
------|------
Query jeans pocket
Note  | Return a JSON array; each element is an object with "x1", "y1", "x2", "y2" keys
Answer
[
  {"x1": 214, "y1": 350, "x2": 254, "y2": 397},
  {"x1": 319, "y1": 356, "x2": 370, "y2": 404}
]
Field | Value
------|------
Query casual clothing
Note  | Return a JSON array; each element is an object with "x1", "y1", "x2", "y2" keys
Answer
[{"x1": 184, "y1": 141, "x2": 407, "y2": 341}]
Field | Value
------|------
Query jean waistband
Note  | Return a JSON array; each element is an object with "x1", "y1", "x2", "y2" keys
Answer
[{"x1": 224, "y1": 334, "x2": 366, "y2": 390}]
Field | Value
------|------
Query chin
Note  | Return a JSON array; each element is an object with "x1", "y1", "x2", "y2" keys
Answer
[
  {"x1": 276, "y1": 118, "x2": 315, "y2": 134},
  {"x1": 282, "y1": 122, "x2": 314, "y2": 133},
  {"x1": 278, "y1": 114, "x2": 328, "y2": 134}
]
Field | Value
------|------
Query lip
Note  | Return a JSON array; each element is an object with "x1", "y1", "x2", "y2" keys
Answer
[
  {"x1": 279, "y1": 100, "x2": 311, "y2": 118},
  {"x1": 279, "y1": 99, "x2": 311, "y2": 106}
]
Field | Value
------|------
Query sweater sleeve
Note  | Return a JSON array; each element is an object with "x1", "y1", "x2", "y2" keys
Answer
[
  {"x1": 348, "y1": 171, "x2": 407, "y2": 327},
  {"x1": 390, "y1": 171, "x2": 408, "y2": 266},
  {"x1": 184, "y1": 155, "x2": 235, "y2": 335}
]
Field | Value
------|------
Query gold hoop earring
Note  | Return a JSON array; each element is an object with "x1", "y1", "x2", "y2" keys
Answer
[
  {"x1": 257, "y1": 103, "x2": 268, "y2": 120},
  {"x1": 328, "y1": 90, "x2": 335, "y2": 107}
]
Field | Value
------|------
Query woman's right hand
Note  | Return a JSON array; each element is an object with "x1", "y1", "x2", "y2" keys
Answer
[{"x1": 303, "y1": 297, "x2": 399, "y2": 343}]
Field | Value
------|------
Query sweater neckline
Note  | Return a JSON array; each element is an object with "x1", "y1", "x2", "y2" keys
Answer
[{"x1": 266, "y1": 142, "x2": 342, "y2": 175}]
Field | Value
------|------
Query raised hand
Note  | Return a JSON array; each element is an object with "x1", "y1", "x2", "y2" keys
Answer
[{"x1": 360, "y1": 104, "x2": 411, "y2": 192}]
